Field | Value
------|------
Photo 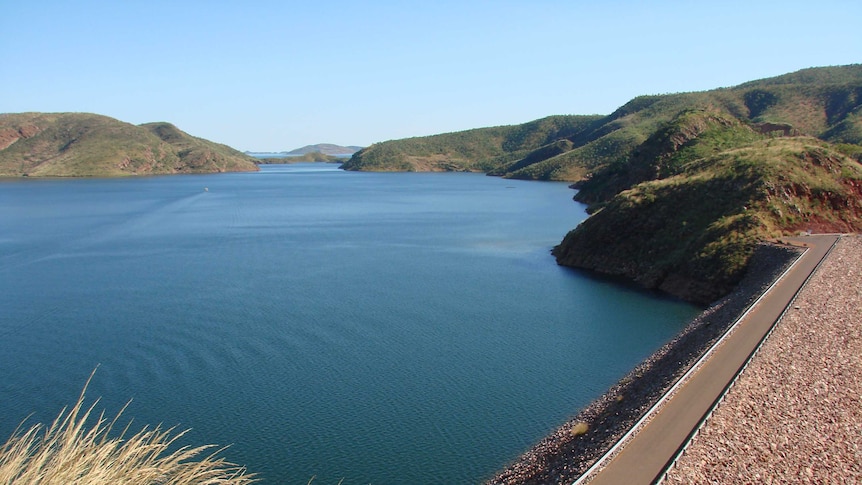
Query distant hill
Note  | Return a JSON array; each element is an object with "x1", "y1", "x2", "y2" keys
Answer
[
  {"x1": 341, "y1": 115, "x2": 603, "y2": 176},
  {"x1": 0, "y1": 113, "x2": 259, "y2": 177},
  {"x1": 344, "y1": 65, "x2": 862, "y2": 181},
  {"x1": 285, "y1": 143, "x2": 362, "y2": 156},
  {"x1": 343, "y1": 65, "x2": 862, "y2": 303},
  {"x1": 252, "y1": 151, "x2": 347, "y2": 164}
]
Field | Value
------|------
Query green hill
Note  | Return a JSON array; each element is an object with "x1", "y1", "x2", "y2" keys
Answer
[
  {"x1": 344, "y1": 65, "x2": 862, "y2": 303},
  {"x1": 0, "y1": 113, "x2": 259, "y2": 177},
  {"x1": 344, "y1": 65, "x2": 862, "y2": 182},
  {"x1": 554, "y1": 109, "x2": 862, "y2": 303},
  {"x1": 340, "y1": 115, "x2": 605, "y2": 175}
]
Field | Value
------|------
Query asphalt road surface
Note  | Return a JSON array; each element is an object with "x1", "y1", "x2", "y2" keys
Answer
[{"x1": 577, "y1": 235, "x2": 839, "y2": 485}]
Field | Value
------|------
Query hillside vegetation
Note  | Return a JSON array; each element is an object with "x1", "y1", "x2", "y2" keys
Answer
[
  {"x1": 0, "y1": 113, "x2": 259, "y2": 177},
  {"x1": 341, "y1": 115, "x2": 604, "y2": 175},
  {"x1": 555, "y1": 111, "x2": 862, "y2": 303},
  {"x1": 344, "y1": 65, "x2": 862, "y2": 181},
  {"x1": 345, "y1": 65, "x2": 862, "y2": 303}
]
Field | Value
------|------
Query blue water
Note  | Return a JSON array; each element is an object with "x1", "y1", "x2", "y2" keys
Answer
[{"x1": 0, "y1": 164, "x2": 698, "y2": 484}]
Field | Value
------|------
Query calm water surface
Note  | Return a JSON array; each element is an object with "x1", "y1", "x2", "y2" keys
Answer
[{"x1": 0, "y1": 164, "x2": 698, "y2": 484}]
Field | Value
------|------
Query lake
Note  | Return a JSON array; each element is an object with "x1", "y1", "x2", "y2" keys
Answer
[{"x1": 0, "y1": 164, "x2": 698, "y2": 483}]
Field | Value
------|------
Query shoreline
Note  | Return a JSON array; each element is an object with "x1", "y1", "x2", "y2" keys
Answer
[{"x1": 486, "y1": 242, "x2": 804, "y2": 485}]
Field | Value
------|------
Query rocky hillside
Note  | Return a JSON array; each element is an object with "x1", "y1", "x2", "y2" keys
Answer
[
  {"x1": 344, "y1": 65, "x2": 862, "y2": 303},
  {"x1": 344, "y1": 65, "x2": 862, "y2": 183},
  {"x1": 0, "y1": 113, "x2": 259, "y2": 177},
  {"x1": 345, "y1": 64, "x2": 862, "y2": 182},
  {"x1": 554, "y1": 109, "x2": 862, "y2": 303},
  {"x1": 341, "y1": 115, "x2": 604, "y2": 176}
]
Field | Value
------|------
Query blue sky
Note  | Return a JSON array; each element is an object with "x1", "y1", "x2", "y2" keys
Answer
[{"x1": 1, "y1": 1, "x2": 860, "y2": 151}]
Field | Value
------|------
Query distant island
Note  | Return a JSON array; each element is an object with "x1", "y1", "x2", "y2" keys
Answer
[
  {"x1": 246, "y1": 143, "x2": 362, "y2": 159},
  {"x1": 343, "y1": 64, "x2": 862, "y2": 303},
  {"x1": 246, "y1": 144, "x2": 363, "y2": 164},
  {"x1": 0, "y1": 113, "x2": 258, "y2": 177},
  {"x1": 283, "y1": 143, "x2": 363, "y2": 156}
]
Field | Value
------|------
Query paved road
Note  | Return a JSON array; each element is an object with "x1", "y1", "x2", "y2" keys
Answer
[{"x1": 577, "y1": 235, "x2": 840, "y2": 485}]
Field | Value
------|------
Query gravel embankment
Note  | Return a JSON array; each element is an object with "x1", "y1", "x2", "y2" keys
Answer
[
  {"x1": 663, "y1": 235, "x2": 862, "y2": 484},
  {"x1": 486, "y1": 242, "x2": 804, "y2": 485}
]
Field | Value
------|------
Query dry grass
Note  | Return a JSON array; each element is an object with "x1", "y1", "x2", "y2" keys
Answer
[{"x1": 0, "y1": 371, "x2": 256, "y2": 484}]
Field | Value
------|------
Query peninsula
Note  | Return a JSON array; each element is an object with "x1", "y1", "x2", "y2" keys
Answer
[
  {"x1": 0, "y1": 112, "x2": 259, "y2": 177},
  {"x1": 343, "y1": 64, "x2": 862, "y2": 303}
]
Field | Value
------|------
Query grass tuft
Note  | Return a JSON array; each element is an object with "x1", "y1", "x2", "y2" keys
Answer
[
  {"x1": 570, "y1": 422, "x2": 589, "y2": 437},
  {"x1": 0, "y1": 370, "x2": 256, "y2": 484}
]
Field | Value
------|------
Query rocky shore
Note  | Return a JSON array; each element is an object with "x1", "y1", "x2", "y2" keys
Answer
[
  {"x1": 662, "y1": 236, "x2": 861, "y2": 483},
  {"x1": 486, "y1": 242, "x2": 804, "y2": 485}
]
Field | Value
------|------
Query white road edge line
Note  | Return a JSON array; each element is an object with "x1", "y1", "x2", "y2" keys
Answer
[
  {"x1": 571, "y1": 240, "x2": 814, "y2": 485},
  {"x1": 656, "y1": 235, "x2": 841, "y2": 483}
]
